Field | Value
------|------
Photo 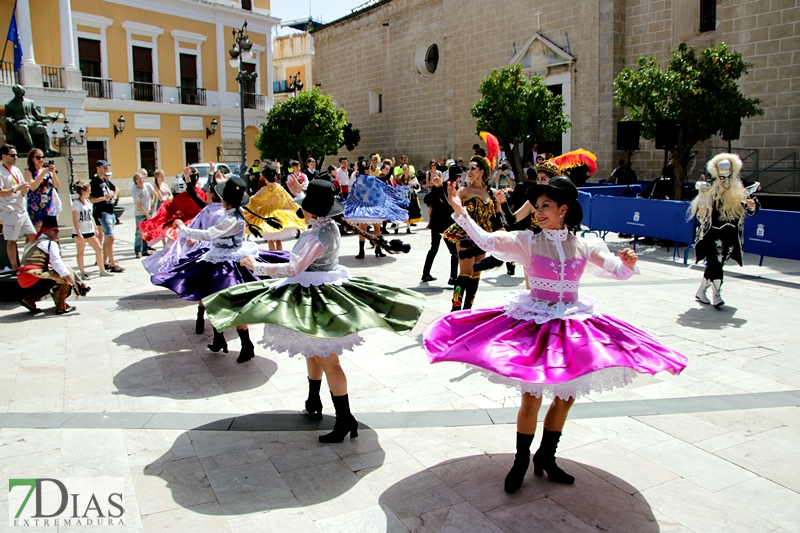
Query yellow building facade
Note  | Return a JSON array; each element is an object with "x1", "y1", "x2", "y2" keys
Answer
[{"x1": 1, "y1": 0, "x2": 277, "y2": 190}]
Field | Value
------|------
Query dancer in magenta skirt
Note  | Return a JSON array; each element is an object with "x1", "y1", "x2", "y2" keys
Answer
[{"x1": 424, "y1": 177, "x2": 688, "y2": 493}]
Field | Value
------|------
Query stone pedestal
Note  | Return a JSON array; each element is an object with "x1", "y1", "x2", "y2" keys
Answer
[
  {"x1": 63, "y1": 68, "x2": 83, "y2": 91},
  {"x1": 19, "y1": 64, "x2": 42, "y2": 88}
]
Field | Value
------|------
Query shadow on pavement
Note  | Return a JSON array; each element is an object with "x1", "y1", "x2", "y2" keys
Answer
[
  {"x1": 378, "y1": 453, "x2": 660, "y2": 532},
  {"x1": 139, "y1": 421, "x2": 385, "y2": 516},
  {"x1": 676, "y1": 306, "x2": 747, "y2": 329},
  {"x1": 115, "y1": 291, "x2": 194, "y2": 311}
]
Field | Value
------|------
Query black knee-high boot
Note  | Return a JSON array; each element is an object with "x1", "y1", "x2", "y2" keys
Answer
[
  {"x1": 319, "y1": 393, "x2": 358, "y2": 443},
  {"x1": 355, "y1": 240, "x2": 365, "y2": 259},
  {"x1": 450, "y1": 275, "x2": 469, "y2": 312},
  {"x1": 305, "y1": 377, "x2": 323, "y2": 419},
  {"x1": 533, "y1": 429, "x2": 575, "y2": 484},
  {"x1": 463, "y1": 276, "x2": 480, "y2": 310},
  {"x1": 505, "y1": 432, "x2": 535, "y2": 493},
  {"x1": 236, "y1": 328, "x2": 255, "y2": 363},
  {"x1": 207, "y1": 327, "x2": 228, "y2": 353},
  {"x1": 195, "y1": 306, "x2": 205, "y2": 334}
]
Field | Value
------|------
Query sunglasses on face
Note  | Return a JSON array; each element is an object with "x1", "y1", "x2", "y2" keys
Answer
[{"x1": 34, "y1": 156, "x2": 44, "y2": 160}]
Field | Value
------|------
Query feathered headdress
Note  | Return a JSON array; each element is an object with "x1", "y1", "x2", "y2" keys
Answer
[
  {"x1": 550, "y1": 149, "x2": 598, "y2": 176},
  {"x1": 479, "y1": 132, "x2": 500, "y2": 170},
  {"x1": 535, "y1": 161, "x2": 560, "y2": 178}
]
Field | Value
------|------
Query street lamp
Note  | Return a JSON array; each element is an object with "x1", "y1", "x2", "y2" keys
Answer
[
  {"x1": 287, "y1": 71, "x2": 304, "y2": 95},
  {"x1": 51, "y1": 119, "x2": 85, "y2": 194},
  {"x1": 228, "y1": 21, "x2": 258, "y2": 171}
]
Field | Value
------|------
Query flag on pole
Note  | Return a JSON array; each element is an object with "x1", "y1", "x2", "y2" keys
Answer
[{"x1": 6, "y1": 7, "x2": 23, "y2": 72}]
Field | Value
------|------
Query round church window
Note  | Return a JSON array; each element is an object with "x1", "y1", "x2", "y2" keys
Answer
[{"x1": 425, "y1": 44, "x2": 439, "y2": 74}]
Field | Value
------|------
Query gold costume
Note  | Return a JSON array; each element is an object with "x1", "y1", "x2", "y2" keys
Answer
[{"x1": 245, "y1": 184, "x2": 307, "y2": 240}]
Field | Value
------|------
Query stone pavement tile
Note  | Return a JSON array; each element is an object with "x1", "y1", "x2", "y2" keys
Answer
[
  {"x1": 227, "y1": 508, "x2": 320, "y2": 533},
  {"x1": 634, "y1": 438, "x2": 755, "y2": 492},
  {"x1": 642, "y1": 479, "x2": 779, "y2": 533},
  {"x1": 198, "y1": 448, "x2": 270, "y2": 473},
  {"x1": 116, "y1": 394, "x2": 180, "y2": 414},
  {"x1": 571, "y1": 416, "x2": 674, "y2": 451},
  {"x1": 756, "y1": 406, "x2": 800, "y2": 430},
  {"x1": 255, "y1": 430, "x2": 327, "y2": 455},
  {"x1": 733, "y1": 376, "x2": 796, "y2": 393},
  {"x1": 715, "y1": 426, "x2": 800, "y2": 492},
  {"x1": 386, "y1": 427, "x2": 482, "y2": 469},
  {"x1": 11, "y1": 371, "x2": 64, "y2": 402},
  {"x1": 281, "y1": 459, "x2": 381, "y2": 521},
  {"x1": 188, "y1": 430, "x2": 260, "y2": 458},
  {"x1": 329, "y1": 429, "x2": 407, "y2": 472},
  {"x1": 314, "y1": 504, "x2": 408, "y2": 533},
  {"x1": 6, "y1": 394, "x2": 64, "y2": 413},
  {"x1": 141, "y1": 501, "x2": 231, "y2": 533},
  {"x1": 763, "y1": 352, "x2": 800, "y2": 372},
  {"x1": 628, "y1": 381, "x2": 698, "y2": 400},
  {"x1": 64, "y1": 393, "x2": 121, "y2": 412},
  {"x1": 693, "y1": 408, "x2": 784, "y2": 437},
  {"x1": 716, "y1": 477, "x2": 800, "y2": 533},
  {"x1": 0, "y1": 450, "x2": 62, "y2": 495},
  {"x1": 633, "y1": 413, "x2": 730, "y2": 443},
  {"x1": 693, "y1": 431, "x2": 755, "y2": 453},
  {"x1": 125, "y1": 429, "x2": 196, "y2": 468},
  {"x1": 270, "y1": 445, "x2": 341, "y2": 473},
  {"x1": 206, "y1": 459, "x2": 298, "y2": 515},
  {"x1": 133, "y1": 457, "x2": 216, "y2": 515},
  {"x1": 401, "y1": 501, "x2": 504, "y2": 533},
  {"x1": 60, "y1": 428, "x2": 127, "y2": 462},
  {"x1": 649, "y1": 509, "x2": 698, "y2": 533},
  {"x1": 562, "y1": 439, "x2": 679, "y2": 493},
  {"x1": 487, "y1": 498, "x2": 597, "y2": 533}
]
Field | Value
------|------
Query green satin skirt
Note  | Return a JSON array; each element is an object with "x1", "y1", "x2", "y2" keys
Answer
[{"x1": 202, "y1": 277, "x2": 426, "y2": 338}]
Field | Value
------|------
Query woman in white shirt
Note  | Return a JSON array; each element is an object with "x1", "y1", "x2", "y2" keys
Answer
[{"x1": 71, "y1": 181, "x2": 110, "y2": 279}]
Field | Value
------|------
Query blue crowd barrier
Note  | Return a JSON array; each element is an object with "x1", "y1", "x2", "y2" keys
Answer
[
  {"x1": 577, "y1": 191, "x2": 592, "y2": 229},
  {"x1": 743, "y1": 209, "x2": 800, "y2": 264},
  {"x1": 578, "y1": 184, "x2": 643, "y2": 197}
]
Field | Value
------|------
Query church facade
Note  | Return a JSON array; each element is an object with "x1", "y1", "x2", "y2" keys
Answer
[{"x1": 311, "y1": 0, "x2": 798, "y2": 185}]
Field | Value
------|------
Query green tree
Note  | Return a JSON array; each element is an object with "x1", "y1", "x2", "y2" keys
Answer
[
  {"x1": 614, "y1": 43, "x2": 763, "y2": 199},
  {"x1": 341, "y1": 122, "x2": 361, "y2": 152},
  {"x1": 257, "y1": 88, "x2": 347, "y2": 167},
  {"x1": 471, "y1": 64, "x2": 571, "y2": 181}
]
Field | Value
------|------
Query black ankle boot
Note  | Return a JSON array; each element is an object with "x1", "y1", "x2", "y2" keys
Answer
[
  {"x1": 355, "y1": 240, "x2": 365, "y2": 259},
  {"x1": 195, "y1": 306, "x2": 205, "y2": 334},
  {"x1": 375, "y1": 246, "x2": 386, "y2": 258},
  {"x1": 533, "y1": 429, "x2": 575, "y2": 484},
  {"x1": 236, "y1": 328, "x2": 255, "y2": 363},
  {"x1": 319, "y1": 394, "x2": 358, "y2": 443},
  {"x1": 505, "y1": 432, "x2": 535, "y2": 493},
  {"x1": 305, "y1": 378, "x2": 323, "y2": 420},
  {"x1": 207, "y1": 327, "x2": 228, "y2": 353}
]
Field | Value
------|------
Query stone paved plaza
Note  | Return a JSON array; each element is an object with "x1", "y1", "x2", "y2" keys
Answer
[{"x1": 1, "y1": 196, "x2": 800, "y2": 532}]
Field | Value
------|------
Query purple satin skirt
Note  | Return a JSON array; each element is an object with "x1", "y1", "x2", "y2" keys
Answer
[
  {"x1": 151, "y1": 248, "x2": 289, "y2": 301},
  {"x1": 424, "y1": 307, "x2": 687, "y2": 389}
]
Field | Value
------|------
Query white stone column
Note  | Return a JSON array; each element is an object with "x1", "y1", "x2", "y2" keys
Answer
[
  {"x1": 59, "y1": 0, "x2": 83, "y2": 90},
  {"x1": 265, "y1": 28, "x2": 273, "y2": 105},
  {"x1": 16, "y1": 0, "x2": 42, "y2": 87}
]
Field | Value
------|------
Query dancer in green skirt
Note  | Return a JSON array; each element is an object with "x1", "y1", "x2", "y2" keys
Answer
[{"x1": 203, "y1": 180, "x2": 426, "y2": 443}]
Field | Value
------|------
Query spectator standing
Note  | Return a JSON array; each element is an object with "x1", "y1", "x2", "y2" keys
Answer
[
  {"x1": 492, "y1": 162, "x2": 515, "y2": 189},
  {"x1": 304, "y1": 158, "x2": 320, "y2": 181},
  {"x1": 71, "y1": 180, "x2": 110, "y2": 279},
  {"x1": 0, "y1": 144, "x2": 35, "y2": 272},
  {"x1": 24, "y1": 148, "x2": 61, "y2": 231},
  {"x1": 90, "y1": 160, "x2": 124, "y2": 272},
  {"x1": 608, "y1": 159, "x2": 638, "y2": 185},
  {"x1": 336, "y1": 157, "x2": 350, "y2": 199},
  {"x1": 154, "y1": 169, "x2": 173, "y2": 209},
  {"x1": 393, "y1": 155, "x2": 415, "y2": 179},
  {"x1": 249, "y1": 159, "x2": 261, "y2": 176},
  {"x1": 436, "y1": 156, "x2": 448, "y2": 174},
  {"x1": 132, "y1": 172, "x2": 157, "y2": 258},
  {"x1": 368, "y1": 154, "x2": 381, "y2": 176},
  {"x1": 421, "y1": 168, "x2": 459, "y2": 284}
]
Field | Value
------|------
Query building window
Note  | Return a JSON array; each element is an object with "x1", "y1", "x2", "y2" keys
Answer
[
  {"x1": 87, "y1": 140, "x2": 107, "y2": 168},
  {"x1": 184, "y1": 141, "x2": 201, "y2": 166},
  {"x1": 139, "y1": 141, "x2": 158, "y2": 176},
  {"x1": 242, "y1": 0, "x2": 252, "y2": 10},
  {"x1": 78, "y1": 38, "x2": 102, "y2": 78},
  {"x1": 425, "y1": 44, "x2": 439, "y2": 74},
  {"x1": 700, "y1": 0, "x2": 716, "y2": 32},
  {"x1": 369, "y1": 90, "x2": 382, "y2": 115}
]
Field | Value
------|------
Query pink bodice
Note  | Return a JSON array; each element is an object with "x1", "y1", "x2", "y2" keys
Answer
[{"x1": 527, "y1": 255, "x2": 587, "y2": 303}]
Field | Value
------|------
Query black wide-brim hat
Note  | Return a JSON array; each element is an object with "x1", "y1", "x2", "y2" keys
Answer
[
  {"x1": 526, "y1": 177, "x2": 583, "y2": 226},
  {"x1": 297, "y1": 179, "x2": 344, "y2": 218},
  {"x1": 215, "y1": 175, "x2": 250, "y2": 208}
]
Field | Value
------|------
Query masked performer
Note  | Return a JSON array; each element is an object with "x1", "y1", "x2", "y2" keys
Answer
[
  {"x1": 425, "y1": 177, "x2": 688, "y2": 493},
  {"x1": 691, "y1": 153, "x2": 759, "y2": 307},
  {"x1": 245, "y1": 163, "x2": 307, "y2": 251},
  {"x1": 203, "y1": 181, "x2": 425, "y2": 441},
  {"x1": 344, "y1": 160, "x2": 409, "y2": 259},
  {"x1": 151, "y1": 176, "x2": 289, "y2": 361}
]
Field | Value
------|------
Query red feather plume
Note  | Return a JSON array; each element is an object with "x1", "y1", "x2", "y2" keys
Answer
[
  {"x1": 550, "y1": 149, "x2": 598, "y2": 176},
  {"x1": 479, "y1": 131, "x2": 500, "y2": 170}
]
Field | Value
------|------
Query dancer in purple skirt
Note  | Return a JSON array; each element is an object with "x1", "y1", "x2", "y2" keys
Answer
[{"x1": 424, "y1": 177, "x2": 688, "y2": 493}]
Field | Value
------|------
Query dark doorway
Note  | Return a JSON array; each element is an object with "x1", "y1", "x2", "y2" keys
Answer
[
  {"x1": 139, "y1": 141, "x2": 157, "y2": 176},
  {"x1": 87, "y1": 140, "x2": 107, "y2": 170},
  {"x1": 538, "y1": 84, "x2": 564, "y2": 156},
  {"x1": 184, "y1": 141, "x2": 201, "y2": 166}
]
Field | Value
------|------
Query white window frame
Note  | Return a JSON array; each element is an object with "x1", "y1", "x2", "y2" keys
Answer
[
  {"x1": 73, "y1": 12, "x2": 113, "y2": 80},
  {"x1": 122, "y1": 21, "x2": 164, "y2": 85},
  {"x1": 172, "y1": 29, "x2": 207, "y2": 91},
  {"x1": 182, "y1": 138, "x2": 205, "y2": 167},
  {"x1": 243, "y1": 44, "x2": 264, "y2": 94},
  {"x1": 369, "y1": 90, "x2": 382, "y2": 115},
  {"x1": 136, "y1": 137, "x2": 161, "y2": 172}
]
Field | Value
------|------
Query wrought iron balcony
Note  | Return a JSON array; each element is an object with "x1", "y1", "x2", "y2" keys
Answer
[
  {"x1": 243, "y1": 92, "x2": 266, "y2": 110},
  {"x1": 178, "y1": 86, "x2": 207, "y2": 106},
  {"x1": 130, "y1": 81, "x2": 163, "y2": 102},
  {"x1": 83, "y1": 77, "x2": 113, "y2": 99}
]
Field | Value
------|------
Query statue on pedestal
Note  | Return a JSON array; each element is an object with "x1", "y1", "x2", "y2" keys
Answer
[{"x1": 1, "y1": 85, "x2": 62, "y2": 156}]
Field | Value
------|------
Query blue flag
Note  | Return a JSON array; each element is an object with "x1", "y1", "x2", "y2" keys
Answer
[{"x1": 6, "y1": 9, "x2": 23, "y2": 72}]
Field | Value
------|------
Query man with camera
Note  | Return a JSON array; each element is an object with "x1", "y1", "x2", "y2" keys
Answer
[
  {"x1": 17, "y1": 215, "x2": 89, "y2": 314},
  {"x1": 90, "y1": 160, "x2": 124, "y2": 272},
  {"x1": 0, "y1": 144, "x2": 36, "y2": 272}
]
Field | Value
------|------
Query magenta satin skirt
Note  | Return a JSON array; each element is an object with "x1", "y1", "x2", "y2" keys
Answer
[{"x1": 424, "y1": 307, "x2": 688, "y2": 395}]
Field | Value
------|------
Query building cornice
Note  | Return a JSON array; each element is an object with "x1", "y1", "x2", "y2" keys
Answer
[
  {"x1": 73, "y1": 12, "x2": 114, "y2": 29},
  {"x1": 104, "y1": 0, "x2": 280, "y2": 32},
  {"x1": 171, "y1": 29, "x2": 208, "y2": 44},
  {"x1": 121, "y1": 21, "x2": 165, "y2": 38}
]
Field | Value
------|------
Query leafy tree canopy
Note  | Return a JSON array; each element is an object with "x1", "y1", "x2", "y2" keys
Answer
[
  {"x1": 614, "y1": 42, "x2": 763, "y2": 198},
  {"x1": 471, "y1": 64, "x2": 571, "y2": 180},
  {"x1": 256, "y1": 88, "x2": 347, "y2": 166},
  {"x1": 341, "y1": 122, "x2": 361, "y2": 152}
]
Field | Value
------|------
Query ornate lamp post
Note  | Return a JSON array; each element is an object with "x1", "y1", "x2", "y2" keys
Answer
[
  {"x1": 51, "y1": 119, "x2": 85, "y2": 194},
  {"x1": 228, "y1": 21, "x2": 257, "y2": 171},
  {"x1": 288, "y1": 71, "x2": 304, "y2": 95}
]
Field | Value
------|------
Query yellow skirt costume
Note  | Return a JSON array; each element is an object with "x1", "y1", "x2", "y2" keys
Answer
[{"x1": 245, "y1": 184, "x2": 307, "y2": 241}]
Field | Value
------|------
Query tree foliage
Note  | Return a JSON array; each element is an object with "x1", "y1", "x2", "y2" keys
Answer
[
  {"x1": 614, "y1": 42, "x2": 763, "y2": 198},
  {"x1": 256, "y1": 88, "x2": 347, "y2": 166},
  {"x1": 471, "y1": 64, "x2": 571, "y2": 180},
  {"x1": 341, "y1": 122, "x2": 361, "y2": 152}
]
